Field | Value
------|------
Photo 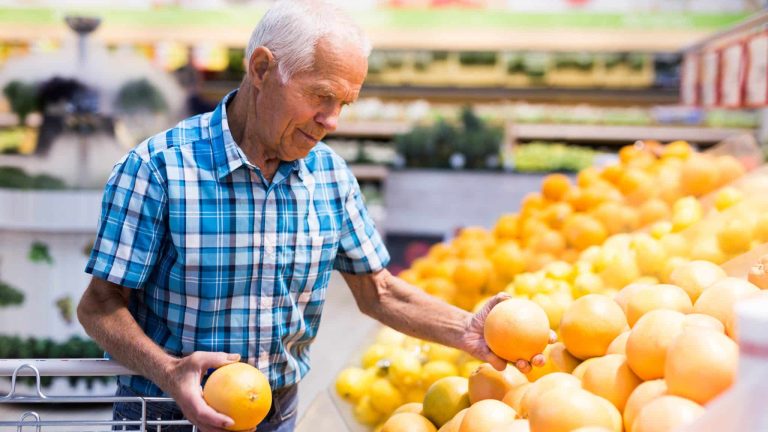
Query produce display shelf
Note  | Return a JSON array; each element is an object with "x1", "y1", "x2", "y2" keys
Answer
[{"x1": 329, "y1": 120, "x2": 753, "y2": 145}]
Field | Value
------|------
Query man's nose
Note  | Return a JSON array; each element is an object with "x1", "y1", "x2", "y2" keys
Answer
[{"x1": 315, "y1": 106, "x2": 340, "y2": 132}]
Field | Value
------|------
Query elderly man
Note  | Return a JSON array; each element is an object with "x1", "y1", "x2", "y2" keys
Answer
[{"x1": 77, "y1": 1, "x2": 542, "y2": 431}]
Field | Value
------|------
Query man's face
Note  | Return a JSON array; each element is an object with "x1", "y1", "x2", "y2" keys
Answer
[{"x1": 255, "y1": 39, "x2": 367, "y2": 161}]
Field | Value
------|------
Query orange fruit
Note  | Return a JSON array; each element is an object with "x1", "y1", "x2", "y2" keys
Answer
[
  {"x1": 454, "y1": 259, "x2": 493, "y2": 294},
  {"x1": 468, "y1": 363, "x2": 528, "y2": 404},
  {"x1": 541, "y1": 173, "x2": 572, "y2": 201},
  {"x1": 527, "y1": 229, "x2": 567, "y2": 256},
  {"x1": 541, "y1": 202, "x2": 573, "y2": 230},
  {"x1": 521, "y1": 193, "x2": 547, "y2": 215},
  {"x1": 665, "y1": 328, "x2": 738, "y2": 405},
  {"x1": 631, "y1": 396, "x2": 704, "y2": 432},
  {"x1": 393, "y1": 402, "x2": 424, "y2": 415},
  {"x1": 493, "y1": 214, "x2": 520, "y2": 240},
  {"x1": 717, "y1": 218, "x2": 754, "y2": 255},
  {"x1": 489, "y1": 242, "x2": 526, "y2": 281},
  {"x1": 525, "y1": 342, "x2": 580, "y2": 382},
  {"x1": 680, "y1": 154, "x2": 720, "y2": 196},
  {"x1": 519, "y1": 372, "x2": 581, "y2": 418},
  {"x1": 563, "y1": 214, "x2": 608, "y2": 251},
  {"x1": 202, "y1": 362, "x2": 272, "y2": 431},
  {"x1": 660, "y1": 140, "x2": 693, "y2": 159},
  {"x1": 591, "y1": 202, "x2": 637, "y2": 235},
  {"x1": 605, "y1": 331, "x2": 630, "y2": 355},
  {"x1": 623, "y1": 379, "x2": 667, "y2": 432},
  {"x1": 693, "y1": 277, "x2": 760, "y2": 337},
  {"x1": 560, "y1": 294, "x2": 627, "y2": 360},
  {"x1": 528, "y1": 387, "x2": 621, "y2": 432},
  {"x1": 715, "y1": 155, "x2": 745, "y2": 187},
  {"x1": 437, "y1": 408, "x2": 469, "y2": 432},
  {"x1": 625, "y1": 309, "x2": 685, "y2": 380},
  {"x1": 638, "y1": 199, "x2": 670, "y2": 226},
  {"x1": 613, "y1": 282, "x2": 652, "y2": 316},
  {"x1": 422, "y1": 377, "x2": 470, "y2": 428},
  {"x1": 624, "y1": 283, "x2": 692, "y2": 327},
  {"x1": 571, "y1": 357, "x2": 598, "y2": 380},
  {"x1": 601, "y1": 164, "x2": 624, "y2": 185},
  {"x1": 492, "y1": 419, "x2": 532, "y2": 432},
  {"x1": 683, "y1": 313, "x2": 725, "y2": 333},
  {"x1": 668, "y1": 260, "x2": 727, "y2": 303},
  {"x1": 581, "y1": 354, "x2": 642, "y2": 412},
  {"x1": 459, "y1": 399, "x2": 517, "y2": 432},
  {"x1": 484, "y1": 299, "x2": 550, "y2": 363},
  {"x1": 381, "y1": 412, "x2": 437, "y2": 432},
  {"x1": 501, "y1": 382, "x2": 533, "y2": 414},
  {"x1": 577, "y1": 166, "x2": 602, "y2": 187},
  {"x1": 421, "y1": 277, "x2": 457, "y2": 302}
]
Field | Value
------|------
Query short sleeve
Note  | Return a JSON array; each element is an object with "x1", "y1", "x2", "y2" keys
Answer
[
  {"x1": 85, "y1": 152, "x2": 168, "y2": 289},
  {"x1": 333, "y1": 176, "x2": 390, "y2": 274}
]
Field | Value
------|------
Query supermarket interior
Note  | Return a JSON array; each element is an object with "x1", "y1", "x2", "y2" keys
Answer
[{"x1": 1, "y1": 0, "x2": 768, "y2": 431}]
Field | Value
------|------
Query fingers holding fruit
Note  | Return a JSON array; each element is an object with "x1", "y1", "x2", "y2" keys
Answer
[{"x1": 482, "y1": 298, "x2": 553, "y2": 374}]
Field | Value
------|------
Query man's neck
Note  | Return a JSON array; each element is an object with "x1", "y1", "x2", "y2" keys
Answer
[{"x1": 226, "y1": 84, "x2": 280, "y2": 181}]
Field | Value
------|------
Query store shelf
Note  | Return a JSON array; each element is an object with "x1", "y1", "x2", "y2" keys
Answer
[
  {"x1": 329, "y1": 121, "x2": 411, "y2": 139},
  {"x1": 329, "y1": 120, "x2": 753, "y2": 145},
  {"x1": 361, "y1": 86, "x2": 681, "y2": 105},
  {"x1": 509, "y1": 123, "x2": 754, "y2": 144},
  {"x1": 0, "y1": 8, "x2": 747, "y2": 52},
  {"x1": 349, "y1": 164, "x2": 389, "y2": 182}
]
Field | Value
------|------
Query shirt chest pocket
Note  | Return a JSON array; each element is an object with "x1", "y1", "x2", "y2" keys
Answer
[{"x1": 283, "y1": 234, "x2": 337, "y2": 299}]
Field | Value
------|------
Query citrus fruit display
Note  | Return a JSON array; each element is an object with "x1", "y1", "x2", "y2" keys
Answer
[{"x1": 332, "y1": 141, "x2": 768, "y2": 431}]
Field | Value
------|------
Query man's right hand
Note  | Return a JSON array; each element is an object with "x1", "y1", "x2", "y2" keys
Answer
[{"x1": 160, "y1": 351, "x2": 251, "y2": 432}]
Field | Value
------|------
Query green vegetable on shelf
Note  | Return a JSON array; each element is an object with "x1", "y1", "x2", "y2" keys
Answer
[
  {"x1": 28, "y1": 241, "x2": 53, "y2": 265},
  {"x1": 2, "y1": 80, "x2": 39, "y2": 125},
  {"x1": 0, "y1": 280, "x2": 24, "y2": 307},
  {"x1": 512, "y1": 142, "x2": 595, "y2": 173}
]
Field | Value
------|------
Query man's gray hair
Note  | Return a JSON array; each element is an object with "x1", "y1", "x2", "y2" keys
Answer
[{"x1": 245, "y1": 0, "x2": 372, "y2": 83}]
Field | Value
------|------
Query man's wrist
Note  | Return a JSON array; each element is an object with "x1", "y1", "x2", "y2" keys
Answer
[{"x1": 152, "y1": 355, "x2": 181, "y2": 394}]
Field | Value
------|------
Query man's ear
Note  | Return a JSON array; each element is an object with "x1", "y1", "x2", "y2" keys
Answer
[{"x1": 247, "y1": 46, "x2": 275, "y2": 90}]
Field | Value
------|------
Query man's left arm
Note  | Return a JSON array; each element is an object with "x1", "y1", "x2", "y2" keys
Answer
[{"x1": 341, "y1": 269, "x2": 511, "y2": 371}]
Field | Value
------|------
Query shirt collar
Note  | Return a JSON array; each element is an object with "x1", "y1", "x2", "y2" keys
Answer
[{"x1": 210, "y1": 89, "x2": 307, "y2": 181}]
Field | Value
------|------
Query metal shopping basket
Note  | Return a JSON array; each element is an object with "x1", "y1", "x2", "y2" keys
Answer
[{"x1": 0, "y1": 359, "x2": 195, "y2": 431}]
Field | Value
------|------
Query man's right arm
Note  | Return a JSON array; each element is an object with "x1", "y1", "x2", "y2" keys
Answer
[
  {"x1": 77, "y1": 277, "x2": 178, "y2": 391},
  {"x1": 77, "y1": 277, "x2": 242, "y2": 432}
]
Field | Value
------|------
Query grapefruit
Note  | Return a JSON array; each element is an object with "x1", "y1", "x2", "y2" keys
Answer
[
  {"x1": 631, "y1": 395, "x2": 704, "y2": 432},
  {"x1": 468, "y1": 363, "x2": 528, "y2": 404},
  {"x1": 623, "y1": 379, "x2": 667, "y2": 432},
  {"x1": 625, "y1": 309, "x2": 685, "y2": 380},
  {"x1": 381, "y1": 412, "x2": 437, "y2": 432},
  {"x1": 484, "y1": 299, "x2": 550, "y2": 363},
  {"x1": 202, "y1": 362, "x2": 272, "y2": 431},
  {"x1": 664, "y1": 328, "x2": 738, "y2": 405},
  {"x1": 560, "y1": 294, "x2": 627, "y2": 360}
]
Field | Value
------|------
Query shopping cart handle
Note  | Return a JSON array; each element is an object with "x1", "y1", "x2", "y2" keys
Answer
[{"x1": 0, "y1": 358, "x2": 136, "y2": 377}]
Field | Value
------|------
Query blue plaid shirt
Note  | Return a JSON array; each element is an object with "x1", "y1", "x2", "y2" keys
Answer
[{"x1": 85, "y1": 90, "x2": 390, "y2": 396}]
